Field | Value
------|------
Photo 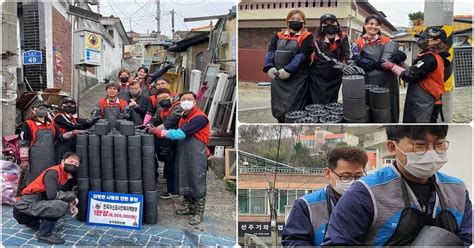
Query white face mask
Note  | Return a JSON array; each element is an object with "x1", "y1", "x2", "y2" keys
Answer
[
  {"x1": 394, "y1": 142, "x2": 448, "y2": 179},
  {"x1": 180, "y1": 100, "x2": 194, "y2": 111},
  {"x1": 331, "y1": 173, "x2": 354, "y2": 195}
]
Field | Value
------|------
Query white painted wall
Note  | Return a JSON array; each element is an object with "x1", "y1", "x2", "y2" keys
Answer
[
  {"x1": 440, "y1": 125, "x2": 472, "y2": 194},
  {"x1": 97, "y1": 25, "x2": 125, "y2": 82}
]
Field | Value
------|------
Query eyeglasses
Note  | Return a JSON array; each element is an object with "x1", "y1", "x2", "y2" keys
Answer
[
  {"x1": 409, "y1": 140, "x2": 450, "y2": 154},
  {"x1": 331, "y1": 169, "x2": 366, "y2": 183}
]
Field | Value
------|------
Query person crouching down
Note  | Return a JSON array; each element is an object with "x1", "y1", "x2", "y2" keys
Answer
[{"x1": 13, "y1": 152, "x2": 81, "y2": 245}]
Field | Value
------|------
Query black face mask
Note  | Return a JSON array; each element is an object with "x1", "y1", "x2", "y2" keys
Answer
[
  {"x1": 159, "y1": 99, "x2": 171, "y2": 109},
  {"x1": 323, "y1": 24, "x2": 339, "y2": 35},
  {"x1": 64, "y1": 163, "x2": 78, "y2": 174},
  {"x1": 120, "y1": 77, "x2": 129, "y2": 83},
  {"x1": 288, "y1": 21, "x2": 303, "y2": 32},
  {"x1": 63, "y1": 105, "x2": 76, "y2": 114}
]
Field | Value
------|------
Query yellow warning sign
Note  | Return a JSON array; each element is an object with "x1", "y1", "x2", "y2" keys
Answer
[{"x1": 85, "y1": 32, "x2": 102, "y2": 51}]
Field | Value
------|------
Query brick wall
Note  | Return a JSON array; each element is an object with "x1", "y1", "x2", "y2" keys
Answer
[{"x1": 52, "y1": 7, "x2": 72, "y2": 92}]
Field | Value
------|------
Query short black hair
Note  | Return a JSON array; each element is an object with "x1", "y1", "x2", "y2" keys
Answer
[
  {"x1": 155, "y1": 77, "x2": 170, "y2": 84},
  {"x1": 386, "y1": 125, "x2": 448, "y2": 142},
  {"x1": 362, "y1": 14, "x2": 382, "y2": 35},
  {"x1": 180, "y1": 91, "x2": 196, "y2": 99},
  {"x1": 155, "y1": 88, "x2": 171, "y2": 96},
  {"x1": 62, "y1": 152, "x2": 81, "y2": 162},
  {"x1": 327, "y1": 147, "x2": 367, "y2": 169}
]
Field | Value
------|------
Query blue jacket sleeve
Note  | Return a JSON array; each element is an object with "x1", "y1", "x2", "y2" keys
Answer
[
  {"x1": 458, "y1": 190, "x2": 472, "y2": 246},
  {"x1": 282, "y1": 198, "x2": 314, "y2": 247},
  {"x1": 283, "y1": 34, "x2": 314, "y2": 73},
  {"x1": 322, "y1": 182, "x2": 374, "y2": 246},
  {"x1": 263, "y1": 34, "x2": 279, "y2": 72}
]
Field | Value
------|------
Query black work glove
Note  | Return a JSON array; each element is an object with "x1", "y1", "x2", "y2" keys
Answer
[{"x1": 390, "y1": 50, "x2": 407, "y2": 64}]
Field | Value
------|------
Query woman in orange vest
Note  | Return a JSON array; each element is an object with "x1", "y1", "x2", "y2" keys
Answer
[
  {"x1": 263, "y1": 9, "x2": 314, "y2": 123},
  {"x1": 309, "y1": 14, "x2": 365, "y2": 104},
  {"x1": 53, "y1": 97, "x2": 97, "y2": 163},
  {"x1": 352, "y1": 15, "x2": 406, "y2": 123},
  {"x1": 382, "y1": 27, "x2": 450, "y2": 123},
  {"x1": 146, "y1": 91, "x2": 209, "y2": 225},
  {"x1": 19, "y1": 101, "x2": 86, "y2": 186},
  {"x1": 13, "y1": 152, "x2": 80, "y2": 245}
]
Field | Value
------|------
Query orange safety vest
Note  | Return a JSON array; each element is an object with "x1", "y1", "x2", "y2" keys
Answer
[
  {"x1": 355, "y1": 35, "x2": 391, "y2": 50},
  {"x1": 178, "y1": 107, "x2": 210, "y2": 145},
  {"x1": 53, "y1": 113, "x2": 77, "y2": 134},
  {"x1": 150, "y1": 92, "x2": 178, "y2": 109},
  {"x1": 418, "y1": 51, "x2": 446, "y2": 104},
  {"x1": 98, "y1": 98, "x2": 128, "y2": 118},
  {"x1": 277, "y1": 30, "x2": 312, "y2": 47},
  {"x1": 24, "y1": 119, "x2": 57, "y2": 146},
  {"x1": 20, "y1": 165, "x2": 69, "y2": 196}
]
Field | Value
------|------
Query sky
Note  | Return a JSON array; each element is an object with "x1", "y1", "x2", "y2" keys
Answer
[
  {"x1": 370, "y1": 0, "x2": 474, "y2": 27},
  {"x1": 96, "y1": 0, "x2": 236, "y2": 36}
]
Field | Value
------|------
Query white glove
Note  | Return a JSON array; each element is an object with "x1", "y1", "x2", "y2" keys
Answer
[
  {"x1": 277, "y1": 68, "x2": 291, "y2": 80},
  {"x1": 69, "y1": 204, "x2": 79, "y2": 217},
  {"x1": 267, "y1": 67, "x2": 279, "y2": 80}
]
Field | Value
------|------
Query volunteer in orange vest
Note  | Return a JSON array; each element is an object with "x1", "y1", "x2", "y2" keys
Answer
[
  {"x1": 13, "y1": 152, "x2": 80, "y2": 245},
  {"x1": 146, "y1": 88, "x2": 183, "y2": 199},
  {"x1": 146, "y1": 91, "x2": 210, "y2": 225},
  {"x1": 53, "y1": 97, "x2": 97, "y2": 163},
  {"x1": 144, "y1": 77, "x2": 179, "y2": 124},
  {"x1": 352, "y1": 15, "x2": 406, "y2": 123},
  {"x1": 263, "y1": 9, "x2": 314, "y2": 123},
  {"x1": 19, "y1": 101, "x2": 86, "y2": 186},
  {"x1": 382, "y1": 27, "x2": 450, "y2": 123},
  {"x1": 91, "y1": 82, "x2": 131, "y2": 129},
  {"x1": 309, "y1": 14, "x2": 365, "y2": 105}
]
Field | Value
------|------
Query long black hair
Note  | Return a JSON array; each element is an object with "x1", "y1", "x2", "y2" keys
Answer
[
  {"x1": 135, "y1": 66, "x2": 150, "y2": 84},
  {"x1": 362, "y1": 15, "x2": 382, "y2": 35},
  {"x1": 314, "y1": 20, "x2": 347, "y2": 62}
]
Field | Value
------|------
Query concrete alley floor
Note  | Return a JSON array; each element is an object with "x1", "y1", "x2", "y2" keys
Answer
[{"x1": 238, "y1": 81, "x2": 473, "y2": 124}]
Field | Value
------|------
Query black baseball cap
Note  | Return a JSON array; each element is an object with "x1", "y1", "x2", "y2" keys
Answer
[
  {"x1": 60, "y1": 97, "x2": 76, "y2": 105},
  {"x1": 320, "y1": 14, "x2": 337, "y2": 23},
  {"x1": 415, "y1": 27, "x2": 448, "y2": 44},
  {"x1": 32, "y1": 101, "x2": 48, "y2": 108}
]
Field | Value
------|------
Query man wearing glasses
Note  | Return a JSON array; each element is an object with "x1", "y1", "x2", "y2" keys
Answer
[
  {"x1": 282, "y1": 146, "x2": 368, "y2": 246},
  {"x1": 323, "y1": 125, "x2": 472, "y2": 246}
]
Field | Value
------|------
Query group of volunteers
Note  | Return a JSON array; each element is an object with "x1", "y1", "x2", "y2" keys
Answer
[
  {"x1": 264, "y1": 9, "x2": 451, "y2": 123},
  {"x1": 282, "y1": 125, "x2": 472, "y2": 246},
  {"x1": 13, "y1": 64, "x2": 211, "y2": 244}
]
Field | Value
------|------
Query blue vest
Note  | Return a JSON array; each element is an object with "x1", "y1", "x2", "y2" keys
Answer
[
  {"x1": 359, "y1": 164, "x2": 466, "y2": 246},
  {"x1": 301, "y1": 186, "x2": 332, "y2": 246}
]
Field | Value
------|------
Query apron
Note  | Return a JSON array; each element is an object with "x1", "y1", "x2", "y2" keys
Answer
[
  {"x1": 103, "y1": 105, "x2": 122, "y2": 129},
  {"x1": 26, "y1": 129, "x2": 56, "y2": 184},
  {"x1": 384, "y1": 178, "x2": 458, "y2": 246},
  {"x1": 175, "y1": 136, "x2": 207, "y2": 199},
  {"x1": 363, "y1": 44, "x2": 400, "y2": 123},
  {"x1": 308, "y1": 41, "x2": 343, "y2": 104},
  {"x1": 403, "y1": 81, "x2": 436, "y2": 123},
  {"x1": 271, "y1": 37, "x2": 309, "y2": 123}
]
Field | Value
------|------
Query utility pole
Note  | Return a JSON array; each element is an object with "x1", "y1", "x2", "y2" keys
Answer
[
  {"x1": 269, "y1": 181, "x2": 278, "y2": 247},
  {"x1": 425, "y1": 0, "x2": 454, "y2": 122},
  {"x1": 129, "y1": 18, "x2": 132, "y2": 32},
  {"x1": 1, "y1": 1, "x2": 19, "y2": 136},
  {"x1": 155, "y1": 0, "x2": 161, "y2": 35},
  {"x1": 170, "y1": 9, "x2": 175, "y2": 39}
]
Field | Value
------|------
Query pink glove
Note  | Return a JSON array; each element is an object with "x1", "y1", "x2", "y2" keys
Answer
[
  {"x1": 19, "y1": 147, "x2": 29, "y2": 170},
  {"x1": 143, "y1": 114, "x2": 153, "y2": 125},
  {"x1": 391, "y1": 64, "x2": 406, "y2": 77},
  {"x1": 381, "y1": 61, "x2": 395, "y2": 70},
  {"x1": 153, "y1": 128, "x2": 164, "y2": 138}
]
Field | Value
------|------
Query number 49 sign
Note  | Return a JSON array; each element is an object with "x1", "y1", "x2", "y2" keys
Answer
[{"x1": 23, "y1": 50, "x2": 43, "y2": 65}]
